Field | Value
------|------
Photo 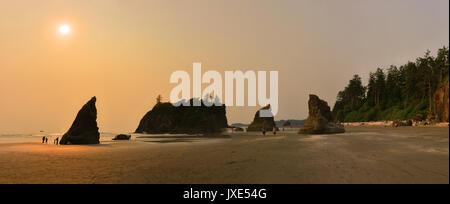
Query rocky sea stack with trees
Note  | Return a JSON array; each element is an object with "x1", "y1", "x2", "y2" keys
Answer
[
  {"x1": 60, "y1": 97, "x2": 100, "y2": 145},
  {"x1": 135, "y1": 97, "x2": 228, "y2": 134},
  {"x1": 333, "y1": 47, "x2": 449, "y2": 123}
]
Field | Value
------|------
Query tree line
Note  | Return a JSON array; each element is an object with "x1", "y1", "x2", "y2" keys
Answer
[{"x1": 333, "y1": 46, "x2": 449, "y2": 122}]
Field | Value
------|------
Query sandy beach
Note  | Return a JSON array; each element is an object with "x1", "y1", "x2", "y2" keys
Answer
[{"x1": 0, "y1": 126, "x2": 448, "y2": 184}]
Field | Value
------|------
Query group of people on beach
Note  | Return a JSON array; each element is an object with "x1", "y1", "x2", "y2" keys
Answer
[{"x1": 42, "y1": 136, "x2": 59, "y2": 145}]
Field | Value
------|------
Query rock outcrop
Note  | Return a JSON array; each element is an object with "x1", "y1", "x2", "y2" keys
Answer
[
  {"x1": 299, "y1": 95, "x2": 345, "y2": 134},
  {"x1": 135, "y1": 99, "x2": 228, "y2": 134},
  {"x1": 113, "y1": 134, "x2": 131, "y2": 140},
  {"x1": 247, "y1": 105, "x2": 276, "y2": 131},
  {"x1": 60, "y1": 97, "x2": 100, "y2": 145},
  {"x1": 434, "y1": 82, "x2": 449, "y2": 122}
]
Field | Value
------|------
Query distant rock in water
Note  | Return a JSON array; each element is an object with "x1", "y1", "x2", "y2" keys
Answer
[
  {"x1": 60, "y1": 97, "x2": 100, "y2": 145},
  {"x1": 231, "y1": 123, "x2": 249, "y2": 127},
  {"x1": 299, "y1": 95, "x2": 345, "y2": 134},
  {"x1": 276, "y1": 119, "x2": 306, "y2": 127},
  {"x1": 135, "y1": 99, "x2": 228, "y2": 134},
  {"x1": 282, "y1": 121, "x2": 292, "y2": 127},
  {"x1": 113, "y1": 134, "x2": 131, "y2": 140},
  {"x1": 247, "y1": 105, "x2": 276, "y2": 131},
  {"x1": 434, "y1": 82, "x2": 449, "y2": 122}
]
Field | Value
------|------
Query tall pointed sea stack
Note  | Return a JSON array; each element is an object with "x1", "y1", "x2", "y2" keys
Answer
[
  {"x1": 60, "y1": 97, "x2": 100, "y2": 145},
  {"x1": 247, "y1": 105, "x2": 276, "y2": 131},
  {"x1": 299, "y1": 95, "x2": 345, "y2": 134}
]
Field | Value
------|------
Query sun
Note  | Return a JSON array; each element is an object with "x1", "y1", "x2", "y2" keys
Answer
[{"x1": 59, "y1": 24, "x2": 71, "y2": 35}]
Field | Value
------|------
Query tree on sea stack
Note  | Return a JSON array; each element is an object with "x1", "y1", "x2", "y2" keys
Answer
[
  {"x1": 299, "y1": 95, "x2": 345, "y2": 134},
  {"x1": 156, "y1": 94, "x2": 163, "y2": 104},
  {"x1": 60, "y1": 97, "x2": 100, "y2": 145}
]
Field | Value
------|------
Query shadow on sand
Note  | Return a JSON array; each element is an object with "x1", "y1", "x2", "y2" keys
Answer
[
  {"x1": 136, "y1": 134, "x2": 231, "y2": 139},
  {"x1": 144, "y1": 139, "x2": 196, "y2": 143},
  {"x1": 138, "y1": 134, "x2": 231, "y2": 144}
]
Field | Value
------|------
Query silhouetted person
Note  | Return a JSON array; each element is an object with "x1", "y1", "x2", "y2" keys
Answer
[
  {"x1": 42, "y1": 136, "x2": 45, "y2": 144},
  {"x1": 55, "y1": 137, "x2": 59, "y2": 145},
  {"x1": 45, "y1": 137, "x2": 48, "y2": 144}
]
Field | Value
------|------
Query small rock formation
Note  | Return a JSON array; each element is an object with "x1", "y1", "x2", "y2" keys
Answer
[
  {"x1": 298, "y1": 95, "x2": 345, "y2": 134},
  {"x1": 434, "y1": 82, "x2": 449, "y2": 122},
  {"x1": 233, "y1": 127, "x2": 245, "y2": 132},
  {"x1": 60, "y1": 97, "x2": 100, "y2": 145},
  {"x1": 113, "y1": 134, "x2": 131, "y2": 140},
  {"x1": 247, "y1": 105, "x2": 276, "y2": 131},
  {"x1": 135, "y1": 98, "x2": 228, "y2": 134}
]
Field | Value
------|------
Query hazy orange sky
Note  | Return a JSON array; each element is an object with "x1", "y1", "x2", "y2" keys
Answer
[{"x1": 0, "y1": 0, "x2": 449, "y2": 134}]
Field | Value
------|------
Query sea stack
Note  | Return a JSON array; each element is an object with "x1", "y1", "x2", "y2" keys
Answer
[
  {"x1": 299, "y1": 95, "x2": 345, "y2": 134},
  {"x1": 60, "y1": 97, "x2": 100, "y2": 145},
  {"x1": 247, "y1": 105, "x2": 276, "y2": 131},
  {"x1": 135, "y1": 98, "x2": 228, "y2": 134}
]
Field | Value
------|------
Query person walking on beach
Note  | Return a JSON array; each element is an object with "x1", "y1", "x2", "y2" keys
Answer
[
  {"x1": 42, "y1": 136, "x2": 45, "y2": 144},
  {"x1": 262, "y1": 128, "x2": 266, "y2": 136},
  {"x1": 45, "y1": 137, "x2": 48, "y2": 144},
  {"x1": 55, "y1": 137, "x2": 59, "y2": 145}
]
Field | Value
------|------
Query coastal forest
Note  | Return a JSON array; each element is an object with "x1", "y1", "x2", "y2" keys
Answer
[{"x1": 333, "y1": 46, "x2": 449, "y2": 122}]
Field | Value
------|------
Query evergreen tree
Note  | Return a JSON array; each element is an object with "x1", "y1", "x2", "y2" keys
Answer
[{"x1": 374, "y1": 68, "x2": 386, "y2": 108}]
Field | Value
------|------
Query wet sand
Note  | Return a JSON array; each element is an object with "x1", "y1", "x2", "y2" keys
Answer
[{"x1": 0, "y1": 126, "x2": 448, "y2": 184}]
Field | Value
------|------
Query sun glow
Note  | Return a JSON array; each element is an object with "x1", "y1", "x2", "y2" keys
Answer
[{"x1": 59, "y1": 24, "x2": 71, "y2": 35}]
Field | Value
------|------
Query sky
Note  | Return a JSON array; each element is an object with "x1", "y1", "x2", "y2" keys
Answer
[{"x1": 0, "y1": 0, "x2": 449, "y2": 134}]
